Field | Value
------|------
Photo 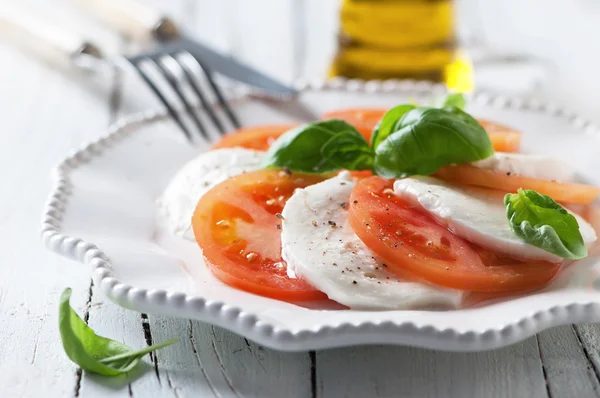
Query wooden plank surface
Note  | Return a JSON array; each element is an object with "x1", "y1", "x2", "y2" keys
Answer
[
  {"x1": 537, "y1": 325, "x2": 600, "y2": 398},
  {"x1": 0, "y1": 0, "x2": 121, "y2": 394},
  {"x1": 144, "y1": 316, "x2": 313, "y2": 398},
  {"x1": 316, "y1": 338, "x2": 548, "y2": 398},
  {"x1": 78, "y1": 285, "x2": 166, "y2": 398},
  {"x1": 2, "y1": 0, "x2": 600, "y2": 397}
]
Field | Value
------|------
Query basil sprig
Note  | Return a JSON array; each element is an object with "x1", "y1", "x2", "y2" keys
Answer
[
  {"x1": 263, "y1": 94, "x2": 493, "y2": 178},
  {"x1": 59, "y1": 288, "x2": 178, "y2": 376},
  {"x1": 505, "y1": 189, "x2": 588, "y2": 260}
]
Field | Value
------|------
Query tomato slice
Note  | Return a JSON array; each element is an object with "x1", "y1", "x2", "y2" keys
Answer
[
  {"x1": 435, "y1": 165, "x2": 600, "y2": 205},
  {"x1": 321, "y1": 108, "x2": 387, "y2": 141},
  {"x1": 349, "y1": 170, "x2": 374, "y2": 179},
  {"x1": 348, "y1": 176, "x2": 561, "y2": 292},
  {"x1": 212, "y1": 124, "x2": 296, "y2": 151},
  {"x1": 192, "y1": 169, "x2": 327, "y2": 300},
  {"x1": 478, "y1": 119, "x2": 521, "y2": 153}
]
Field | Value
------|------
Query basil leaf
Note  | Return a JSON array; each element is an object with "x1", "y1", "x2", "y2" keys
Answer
[
  {"x1": 370, "y1": 95, "x2": 466, "y2": 150},
  {"x1": 505, "y1": 189, "x2": 587, "y2": 260},
  {"x1": 59, "y1": 288, "x2": 178, "y2": 376},
  {"x1": 373, "y1": 107, "x2": 494, "y2": 178},
  {"x1": 321, "y1": 130, "x2": 374, "y2": 170},
  {"x1": 443, "y1": 105, "x2": 484, "y2": 130},
  {"x1": 262, "y1": 119, "x2": 361, "y2": 173},
  {"x1": 441, "y1": 93, "x2": 466, "y2": 110},
  {"x1": 370, "y1": 104, "x2": 415, "y2": 149}
]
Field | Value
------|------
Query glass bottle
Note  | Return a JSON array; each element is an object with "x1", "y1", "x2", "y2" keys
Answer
[{"x1": 330, "y1": 0, "x2": 473, "y2": 91}]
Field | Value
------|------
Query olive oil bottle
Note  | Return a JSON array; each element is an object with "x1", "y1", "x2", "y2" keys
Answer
[{"x1": 330, "y1": 0, "x2": 473, "y2": 91}]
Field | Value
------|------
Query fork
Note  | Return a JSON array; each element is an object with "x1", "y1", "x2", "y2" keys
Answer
[
  {"x1": 124, "y1": 48, "x2": 241, "y2": 143},
  {"x1": 1, "y1": 3, "x2": 240, "y2": 144}
]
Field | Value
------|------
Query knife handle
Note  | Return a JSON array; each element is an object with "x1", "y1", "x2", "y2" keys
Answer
[
  {"x1": 0, "y1": 3, "x2": 102, "y2": 67},
  {"x1": 71, "y1": 0, "x2": 179, "y2": 42}
]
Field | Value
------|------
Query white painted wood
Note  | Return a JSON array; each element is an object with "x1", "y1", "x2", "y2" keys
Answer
[
  {"x1": 537, "y1": 325, "x2": 600, "y2": 398},
  {"x1": 182, "y1": 0, "x2": 234, "y2": 55},
  {"x1": 0, "y1": 3, "x2": 123, "y2": 397},
  {"x1": 143, "y1": 317, "x2": 223, "y2": 397},
  {"x1": 572, "y1": 324, "x2": 600, "y2": 380},
  {"x1": 78, "y1": 284, "x2": 181, "y2": 398},
  {"x1": 184, "y1": 0, "x2": 301, "y2": 83},
  {"x1": 3, "y1": 0, "x2": 600, "y2": 397},
  {"x1": 0, "y1": 1, "x2": 159, "y2": 396},
  {"x1": 142, "y1": 315, "x2": 313, "y2": 398},
  {"x1": 194, "y1": 322, "x2": 312, "y2": 398},
  {"x1": 303, "y1": 0, "x2": 340, "y2": 80},
  {"x1": 316, "y1": 338, "x2": 548, "y2": 398},
  {"x1": 0, "y1": 3, "x2": 94, "y2": 67},
  {"x1": 0, "y1": 29, "x2": 114, "y2": 398},
  {"x1": 70, "y1": 0, "x2": 164, "y2": 42},
  {"x1": 224, "y1": 0, "x2": 299, "y2": 83}
]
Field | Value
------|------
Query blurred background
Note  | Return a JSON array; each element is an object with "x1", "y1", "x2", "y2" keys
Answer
[{"x1": 1, "y1": 0, "x2": 599, "y2": 121}]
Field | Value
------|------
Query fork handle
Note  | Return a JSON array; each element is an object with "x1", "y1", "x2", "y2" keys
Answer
[
  {"x1": 71, "y1": 0, "x2": 179, "y2": 42},
  {"x1": 0, "y1": 3, "x2": 101, "y2": 66}
]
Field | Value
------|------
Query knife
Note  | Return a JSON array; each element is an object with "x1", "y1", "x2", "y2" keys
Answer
[{"x1": 71, "y1": 0, "x2": 298, "y2": 98}]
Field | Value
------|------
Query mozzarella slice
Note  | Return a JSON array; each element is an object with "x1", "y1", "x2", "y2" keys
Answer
[
  {"x1": 394, "y1": 177, "x2": 597, "y2": 263},
  {"x1": 157, "y1": 148, "x2": 264, "y2": 240},
  {"x1": 472, "y1": 152, "x2": 576, "y2": 182},
  {"x1": 281, "y1": 172, "x2": 463, "y2": 310}
]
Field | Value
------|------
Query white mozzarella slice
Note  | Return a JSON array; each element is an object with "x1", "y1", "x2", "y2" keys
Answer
[
  {"x1": 394, "y1": 177, "x2": 597, "y2": 263},
  {"x1": 157, "y1": 148, "x2": 264, "y2": 240},
  {"x1": 281, "y1": 172, "x2": 463, "y2": 311},
  {"x1": 472, "y1": 152, "x2": 576, "y2": 182}
]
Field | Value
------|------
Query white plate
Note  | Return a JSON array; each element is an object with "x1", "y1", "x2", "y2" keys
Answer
[{"x1": 43, "y1": 79, "x2": 600, "y2": 352}]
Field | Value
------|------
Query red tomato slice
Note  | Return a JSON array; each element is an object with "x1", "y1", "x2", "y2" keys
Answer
[
  {"x1": 321, "y1": 108, "x2": 387, "y2": 141},
  {"x1": 192, "y1": 169, "x2": 327, "y2": 301},
  {"x1": 347, "y1": 176, "x2": 561, "y2": 292},
  {"x1": 212, "y1": 124, "x2": 296, "y2": 151},
  {"x1": 477, "y1": 119, "x2": 521, "y2": 153},
  {"x1": 349, "y1": 170, "x2": 374, "y2": 179},
  {"x1": 435, "y1": 165, "x2": 600, "y2": 205}
]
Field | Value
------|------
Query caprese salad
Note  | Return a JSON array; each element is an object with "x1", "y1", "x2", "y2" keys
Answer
[{"x1": 157, "y1": 94, "x2": 600, "y2": 310}]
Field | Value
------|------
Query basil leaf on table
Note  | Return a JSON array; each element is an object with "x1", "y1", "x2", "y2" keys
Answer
[
  {"x1": 373, "y1": 107, "x2": 494, "y2": 178},
  {"x1": 504, "y1": 189, "x2": 588, "y2": 260},
  {"x1": 59, "y1": 288, "x2": 178, "y2": 376},
  {"x1": 321, "y1": 130, "x2": 374, "y2": 170},
  {"x1": 262, "y1": 119, "x2": 362, "y2": 173},
  {"x1": 370, "y1": 104, "x2": 416, "y2": 149}
]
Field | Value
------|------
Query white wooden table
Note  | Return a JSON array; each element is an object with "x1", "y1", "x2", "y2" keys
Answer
[{"x1": 3, "y1": 1, "x2": 600, "y2": 397}]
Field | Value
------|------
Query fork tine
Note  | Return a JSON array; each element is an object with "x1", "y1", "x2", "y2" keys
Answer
[
  {"x1": 176, "y1": 52, "x2": 227, "y2": 135},
  {"x1": 153, "y1": 55, "x2": 211, "y2": 140},
  {"x1": 127, "y1": 58, "x2": 194, "y2": 143},
  {"x1": 188, "y1": 53, "x2": 241, "y2": 130}
]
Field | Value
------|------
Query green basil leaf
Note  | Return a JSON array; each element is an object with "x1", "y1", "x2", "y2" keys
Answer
[
  {"x1": 370, "y1": 104, "x2": 415, "y2": 149},
  {"x1": 373, "y1": 107, "x2": 494, "y2": 178},
  {"x1": 59, "y1": 288, "x2": 178, "y2": 376},
  {"x1": 262, "y1": 119, "x2": 361, "y2": 173},
  {"x1": 443, "y1": 105, "x2": 484, "y2": 130},
  {"x1": 440, "y1": 93, "x2": 466, "y2": 110},
  {"x1": 504, "y1": 189, "x2": 587, "y2": 260},
  {"x1": 321, "y1": 130, "x2": 374, "y2": 170}
]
